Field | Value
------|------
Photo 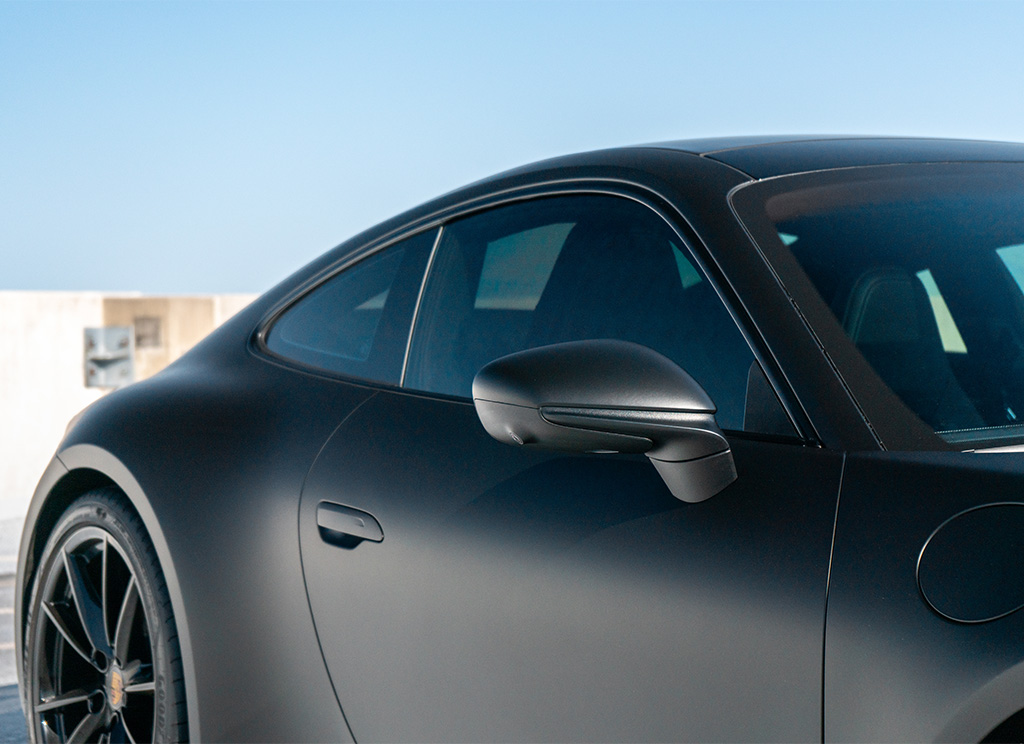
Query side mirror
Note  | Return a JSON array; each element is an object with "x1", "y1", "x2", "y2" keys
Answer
[{"x1": 472, "y1": 340, "x2": 737, "y2": 503}]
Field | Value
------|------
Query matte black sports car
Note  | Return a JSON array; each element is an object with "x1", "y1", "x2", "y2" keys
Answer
[{"x1": 19, "y1": 136, "x2": 1024, "y2": 742}]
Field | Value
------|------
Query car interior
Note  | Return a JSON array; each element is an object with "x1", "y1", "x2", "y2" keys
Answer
[
  {"x1": 404, "y1": 199, "x2": 761, "y2": 432},
  {"x1": 778, "y1": 193, "x2": 1024, "y2": 442}
]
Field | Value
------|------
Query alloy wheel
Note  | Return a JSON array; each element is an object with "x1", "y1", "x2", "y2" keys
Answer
[{"x1": 29, "y1": 524, "x2": 157, "y2": 743}]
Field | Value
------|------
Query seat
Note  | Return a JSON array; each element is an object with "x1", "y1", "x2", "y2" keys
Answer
[
  {"x1": 839, "y1": 267, "x2": 982, "y2": 431},
  {"x1": 526, "y1": 215, "x2": 752, "y2": 429},
  {"x1": 527, "y1": 214, "x2": 691, "y2": 352}
]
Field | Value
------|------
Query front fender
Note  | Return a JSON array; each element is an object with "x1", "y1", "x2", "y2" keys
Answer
[
  {"x1": 17, "y1": 436, "x2": 354, "y2": 742},
  {"x1": 16, "y1": 444, "x2": 202, "y2": 742}
]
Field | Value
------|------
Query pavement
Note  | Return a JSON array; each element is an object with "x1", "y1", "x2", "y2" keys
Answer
[
  {"x1": 0, "y1": 574, "x2": 25, "y2": 743},
  {"x1": 0, "y1": 685, "x2": 23, "y2": 744},
  {"x1": 0, "y1": 695, "x2": 21, "y2": 743},
  {"x1": 0, "y1": 517, "x2": 28, "y2": 742}
]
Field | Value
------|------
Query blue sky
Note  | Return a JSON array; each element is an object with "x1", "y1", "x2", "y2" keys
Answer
[{"x1": 4, "y1": 0, "x2": 1024, "y2": 294}]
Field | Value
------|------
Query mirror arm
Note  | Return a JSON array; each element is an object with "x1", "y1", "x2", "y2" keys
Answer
[
  {"x1": 541, "y1": 406, "x2": 736, "y2": 503},
  {"x1": 649, "y1": 452, "x2": 737, "y2": 504}
]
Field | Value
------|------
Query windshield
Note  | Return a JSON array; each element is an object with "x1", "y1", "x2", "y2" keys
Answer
[{"x1": 735, "y1": 163, "x2": 1024, "y2": 448}]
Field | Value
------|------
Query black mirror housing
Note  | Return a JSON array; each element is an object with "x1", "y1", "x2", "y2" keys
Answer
[{"x1": 472, "y1": 340, "x2": 737, "y2": 503}]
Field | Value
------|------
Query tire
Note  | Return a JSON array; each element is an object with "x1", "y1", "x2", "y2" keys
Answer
[{"x1": 23, "y1": 488, "x2": 188, "y2": 743}]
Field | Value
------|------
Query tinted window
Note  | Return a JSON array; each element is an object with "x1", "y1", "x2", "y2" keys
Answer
[
  {"x1": 405, "y1": 195, "x2": 779, "y2": 432},
  {"x1": 265, "y1": 229, "x2": 435, "y2": 383},
  {"x1": 738, "y1": 164, "x2": 1024, "y2": 445}
]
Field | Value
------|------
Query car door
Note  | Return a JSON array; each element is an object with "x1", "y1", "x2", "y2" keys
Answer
[{"x1": 299, "y1": 193, "x2": 843, "y2": 742}]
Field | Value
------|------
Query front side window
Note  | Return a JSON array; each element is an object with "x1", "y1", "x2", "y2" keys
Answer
[
  {"x1": 264, "y1": 229, "x2": 435, "y2": 384},
  {"x1": 405, "y1": 195, "x2": 785, "y2": 433},
  {"x1": 734, "y1": 163, "x2": 1024, "y2": 446}
]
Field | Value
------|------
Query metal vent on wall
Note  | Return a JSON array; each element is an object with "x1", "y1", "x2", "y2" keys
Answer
[{"x1": 84, "y1": 326, "x2": 135, "y2": 388}]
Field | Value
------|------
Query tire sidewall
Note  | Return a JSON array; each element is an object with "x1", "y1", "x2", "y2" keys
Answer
[{"x1": 24, "y1": 489, "x2": 185, "y2": 743}]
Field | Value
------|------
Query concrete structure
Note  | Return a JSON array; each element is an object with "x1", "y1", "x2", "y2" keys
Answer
[{"x1": 0, "y1": 292, "x2": 256, "y2": 545}]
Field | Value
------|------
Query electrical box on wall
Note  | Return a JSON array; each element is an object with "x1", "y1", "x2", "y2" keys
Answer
[{"x1": 84, "y1": 326, "x2": 135, "y2": 388}]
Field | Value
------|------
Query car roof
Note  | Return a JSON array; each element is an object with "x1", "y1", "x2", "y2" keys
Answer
[{"x1": 642, "y1": 135, "x2": 1024, "y2": 179}]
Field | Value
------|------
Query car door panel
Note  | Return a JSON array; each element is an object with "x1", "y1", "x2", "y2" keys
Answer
[{"x1": 300, "y1": 389, "x2": 842, "y2": 742}]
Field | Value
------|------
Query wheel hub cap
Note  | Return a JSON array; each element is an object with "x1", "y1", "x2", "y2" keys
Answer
[{"x1": 107, "y1": 666, "x2": 126, "y2": 711}]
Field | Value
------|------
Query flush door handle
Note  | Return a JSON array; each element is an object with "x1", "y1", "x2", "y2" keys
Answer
[{"x1": 316, "y1": 502, "x2": 384, "y2": 543}]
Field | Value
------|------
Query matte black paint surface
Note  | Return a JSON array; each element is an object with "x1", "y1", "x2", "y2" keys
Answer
[
  {"x1": 918, "y1": 503, "x2": 1024, "y2": 624},
  {"x1": 18, "y1": 138, "x2": 1024, "y2": 742},
  {"x1": 19, "y1": 297, "x2": 369, "y2": 742},
  {"x1": 652, "y1": 136, "x2": 1024, "y2": 178},
  {"x1": 826, "y1": 453, "x2": 1024, "y2": 742},
  {"x1": 300, "y1": 391, "x2": 841, "y2": 742}
]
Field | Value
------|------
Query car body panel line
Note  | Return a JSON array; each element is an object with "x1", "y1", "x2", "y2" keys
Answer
[
  {"x1": 822, "y1": 450, "x2": 848, "y2": 742},
  {"x1": 297, "y1": 388, "x2": 379, "y2": 743}
]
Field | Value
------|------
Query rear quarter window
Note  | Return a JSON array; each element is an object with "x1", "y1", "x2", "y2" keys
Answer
[{"x1": 264, "y1": 229, "x2": 435, "y2": 384}]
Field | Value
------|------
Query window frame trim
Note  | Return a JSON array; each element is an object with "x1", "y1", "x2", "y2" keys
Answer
[
  {"x1": 399, "y1": 185, "x2": 807, "y2": 442},
  {"x1": 400, "y1": 226, "x2": 445, "y2": 387},
  {"x1": 251, "y1": 177, "x2": 813, "y2": 444}
]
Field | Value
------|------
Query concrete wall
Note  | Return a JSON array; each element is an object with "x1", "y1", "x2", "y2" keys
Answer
[
  {"x1": 2, "y1": 292, "x2": 110, "y2": 524},
  {"x1": 102, "y1": 295, "x2": 255, "y2": 381},
  {"x1": 0, "y1": 291, "x2": 256, "y2": 525}
]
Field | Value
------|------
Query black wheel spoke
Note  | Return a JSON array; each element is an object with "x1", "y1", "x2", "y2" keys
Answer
[
  {"x1": 123, "y1": 657, "x2": 155, "y2": 696},
  {"x1": 40, "y1": 720, "x2": 62, "y2": 744},
  {"x1": 116, "y1": 711, "x2": 141, "y2": 744},
  {"x1": 112, "y1": 577, "x2": 138, "y2": 664},
  {"x1": 106, "y1": 713, "x2": 133, "y2": 744},
  {"x1": 121, "y1": 659, "x2": 153, "y2": 688},
  {"x1": 42, "y1": 600, "x2": 93, "y2": 666},
  {"x1": 62, "y1": 547, "x2": 112, "y2": 657},
  {"x1": 66, "y1": 711, "x2": 104, "y2": 744},
  {"x1": 36, "y1": 689, "x2": 92, "y2": 713}
]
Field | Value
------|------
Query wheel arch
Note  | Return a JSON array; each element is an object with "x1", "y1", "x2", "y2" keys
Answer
[
  {"x1": 16, "y1": 443, "x2": 200, "y2": 742},
  {"x1": 932, "y1": 658, "x2": 1024, "y2": 742}
]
